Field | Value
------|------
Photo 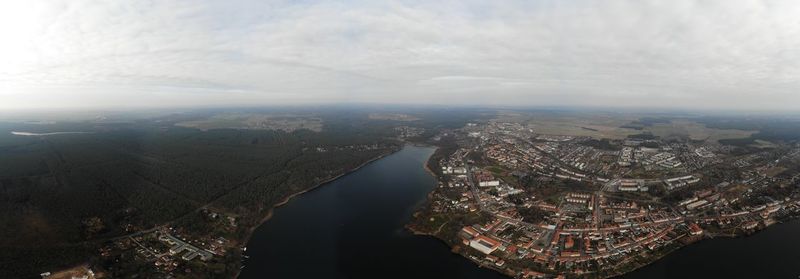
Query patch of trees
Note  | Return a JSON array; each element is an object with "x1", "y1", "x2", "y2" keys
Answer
[
  {"x1": 621, "y1": 117, "x2": 673, "y2": 130},
  {"x1": 627, "y1": 133, "x2": 658, "y2": 140},
  {"x1": 718, "y1": 138, "x2": 756, "y2": 147},
  {"x1": 699, "y1": 117, "x2": 800, "y2": 143},
  {"x1": 579, "y1": 139, "x2": 621, "y2": 151},
  {"x1": 517, "y1": 206, "x2": 550, "y2": 223}
]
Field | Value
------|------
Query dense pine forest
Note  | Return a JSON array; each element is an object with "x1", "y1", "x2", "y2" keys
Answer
[{"x1": 0, "y1": 107, "x2": 489, "y2": 278}]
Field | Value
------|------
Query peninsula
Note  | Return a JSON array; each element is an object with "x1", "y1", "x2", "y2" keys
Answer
[{"x1": 408, "y1": 113, "x2": 800, "y2": 278}]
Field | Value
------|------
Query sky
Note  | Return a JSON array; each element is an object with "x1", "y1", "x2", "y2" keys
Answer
[{"x1": 0, "y1": 0, "x2": 799, "y2": 111}]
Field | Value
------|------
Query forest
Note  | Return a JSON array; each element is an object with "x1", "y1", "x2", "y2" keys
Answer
[{"x1": 0, "y1": 109, "x2": 413, "y2": 278}]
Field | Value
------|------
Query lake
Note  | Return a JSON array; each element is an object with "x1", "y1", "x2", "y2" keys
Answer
[
  {"x1": 240, "y1": 144, "x2": 800, "y2": 279},
  {"x1": 239, "y1": 145, "x2": 508, "y2": 279},
  {"x1": 618, "y1": 219, "x2": 800, "y2": 279}
]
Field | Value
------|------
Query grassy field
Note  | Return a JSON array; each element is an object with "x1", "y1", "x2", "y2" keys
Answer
[
  {"x1": 493, "y1": 111, "x2": 756, "y2": 142},
  {"x1": 646, "y1": 119, "x2": 755, "y2": 142},
  {"x1": 367, "y1": 113, "x2": 421, "y2": 121},
  {"x1": 495, "y1": 111, "x2": 640, "y2": 139},
  {"x1": 750, "y1": 139, "x2": 779, "y2": 149},
  {"x1": 176, "y1": 113, "x2": 323, "y2": 132}
]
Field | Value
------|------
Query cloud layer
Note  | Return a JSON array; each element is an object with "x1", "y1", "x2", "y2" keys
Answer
[{"x1": 1, "y1": 0, "x2": 799, "y2": 111}]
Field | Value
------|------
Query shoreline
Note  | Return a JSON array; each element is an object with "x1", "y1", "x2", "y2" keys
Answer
[
  {"x1": 407, "y1": 225, "x2": 515, "y2": 277},
  {"x1": 228, "y1": 140, "x2": 781, "y2": 279},
  {"x1": 410, "y1": 195, "x2": 799, "y2": 279},
  {"x1": 404, "y1": 144, "x2": 515, "y2": 278},
  {"x1": 404, "y1": 143, "x2": 787, "y2": 279},
  {"x1": 422, "y1": 155, "x2": 438, "y2": 177},
  {"x1": 608, "y1": 217, "x2": 800, "y2": 278},
  {"x1": 408, "y1": 211, "x2": 780, "y2": 279},
  {"x1": 234, "y1": 147, "x2": 399, "y2": 278}
]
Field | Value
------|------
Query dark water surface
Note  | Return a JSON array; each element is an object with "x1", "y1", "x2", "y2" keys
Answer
[
  {"x1": 619, "y1": 219, "x2": 800, "y2": 279},
  {"x1": 239, "y1": 145, "x2": 507, "y2": 279},
  {"x1": 241, "y1": 144, "x2": 800, "y2": 279}
]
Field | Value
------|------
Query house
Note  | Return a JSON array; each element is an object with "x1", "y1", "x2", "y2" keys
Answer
[{"x1": 688, "y1": 223, "x2": 703, "y2": 236}]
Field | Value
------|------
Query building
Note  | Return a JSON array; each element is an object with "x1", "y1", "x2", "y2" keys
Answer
[
  {"x1": 686, "y1": 200, "x2": 709, "y2": 210},
  {"x1": 162, "y1": 234, "x2": 214, "y2": 262},
  {"x1": 689, "y1": 223, "x2": 704, "y2": 236},
  {"x1": 617, "y1": 179, "x2": 647, "y2": 192},
  {"x1": 469, "y1": 235, "x2": 501, "y2": 255},
  {"x1": 743, "y1": 221, "x2": 759, "y2": 230},
  {"x1": 664, "y1": 175, "x2": 700, "y2": 190},
  {"x1": 565, "y1": 192, "x2": 590, "y2": 205},
  {"x1": 461, "y1": 226, "x2": 480, "y2": 238}
]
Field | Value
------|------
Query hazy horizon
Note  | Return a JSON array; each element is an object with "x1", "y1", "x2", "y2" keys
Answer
[
  {"x1": 2, "y1": 0, "x2": 800, "y2": 111},
  {"x1": 2, "y1": 104, "x2": 799, "y2": 123}
]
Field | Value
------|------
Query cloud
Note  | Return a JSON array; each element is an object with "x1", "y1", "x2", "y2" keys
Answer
[{"x1": 0, "y1": 0, "x2": 799, "y2": 111}]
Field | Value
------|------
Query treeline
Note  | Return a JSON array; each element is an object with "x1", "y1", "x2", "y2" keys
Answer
[
  {"x1": 579, "y1": 139, "x2": 622, "y2": 151},
  {"x1": 699, "y1": 117, "x2": 800, "y2": 143},
  {"x1": 0, "y1": 113, "x2": 401, "y2": 278}
]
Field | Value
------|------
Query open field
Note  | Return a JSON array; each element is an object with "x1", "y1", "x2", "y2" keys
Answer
[
  {"x1": 368, "y1": 113, "x2": 421, "y2": 121},
  {"x1": 494, "y1": 111, "x2": 640, "y2": 139},
  {"x1": 646, "y1": 119, "x2": 755, "y2": 142},
  {"x1": 751, "y1": 139, "x2": 779, "y2": 149},
  {"x1": 492, "y1": 112, "x2": 757, "y2": 142},
  {"x1": 176, "y1": 113, "x2": 323, "y2": 132}
]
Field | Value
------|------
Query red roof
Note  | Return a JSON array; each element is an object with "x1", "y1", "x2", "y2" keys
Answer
[
  {"x1": 462, "y1": 226, "x2": 480, "y2": 237},
  {"x1": 475, "y1": 235, "x2": 501, "y2": 247},
  {"x1": 565, "y1": 236, "x2": 575, "y2": 249},
  {"x1": 689, "y1": 223, "x2": 703, "y2": 234},
  {"x1": 507, "y1": 245, "x2": 518, "y2": 253}
]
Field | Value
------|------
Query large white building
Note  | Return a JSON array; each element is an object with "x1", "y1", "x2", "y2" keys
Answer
[{"x1": 469, "y1": 236, "x2": 501, "y2": 255}]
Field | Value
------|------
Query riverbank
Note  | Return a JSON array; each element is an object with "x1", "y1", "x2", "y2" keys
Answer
[
  {"x1": 407, "y1": 224, "x2": 516, "y2": 277},
  {"x1": 404, "y1": 145, "x2": 687, "y2": 279},
  {"x1": 608, "y1": 215, "x2": 800, "y2": 278},
  {"x1": 619, "y1": 217, "x2": 800, "y2": 278},
  {"x1": 234, "y1": 147, "x2": 398, "y2": 278},
  {"x1": 237, "y1": 144, "x2": 515, "y2": 279},
  {"x1": 422, "y1": 151, "x2": 438, "y2": 177},
  {"x1": 405, "y1": 145, "x2": 517, "y2": 279},
  {"x1": 405, "y1": 143, "x2": 442, "y2": 237}
]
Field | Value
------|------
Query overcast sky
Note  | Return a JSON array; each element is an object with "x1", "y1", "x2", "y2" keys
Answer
[{"x1": 1, "y1": 0, "x2": 799, "y2": 111}]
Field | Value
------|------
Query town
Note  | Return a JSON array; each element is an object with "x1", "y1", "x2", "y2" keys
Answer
[{"x1": 409, "y1": 120, "x2": 800, "y2": 278}]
